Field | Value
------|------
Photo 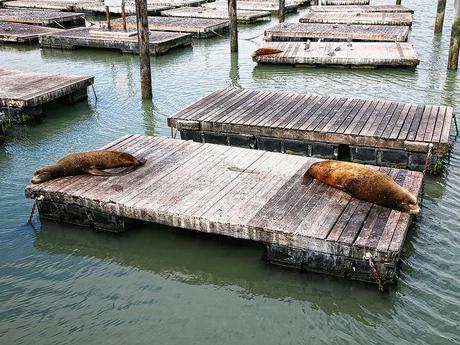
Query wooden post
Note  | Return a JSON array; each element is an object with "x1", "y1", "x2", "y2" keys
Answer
[
  {"x1": 121, "y1": 0, "x2": 126, "y2": 31},
  {"x1": 105, "y1": 5, "x2": 111, "y2": 30},
  {"x1": 435, "y1": 0, "x2": 446, "y2": 32},
  {"x1": 396, "y1": 0, "x2": 401, "y2": 4},
  {"x1": 448, "y1": 0, "x2": 460, "y2": 70},
  {"x1": 228, "y1": 0, "x2": 238, "y2": 52},
  {"x1": 279, "y1": 0, "x2": 285, "y2": 23},
  {"x1": 135, "y1": 0, "x2": 152, "y2": 98}
]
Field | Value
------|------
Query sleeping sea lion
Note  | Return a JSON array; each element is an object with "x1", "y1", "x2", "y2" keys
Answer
[
  {"x1": 31, "y1": 151, "x2": 146, "y2": 184},
  {"x1": 304, "y1": 161, "x2": 420, "y2": 214},
  {"x1": 251, "y1": 47, "x2": 283, "y2": 58}
]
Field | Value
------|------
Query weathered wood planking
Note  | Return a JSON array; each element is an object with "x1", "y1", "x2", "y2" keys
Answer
[
  {"x1": 309, "y1": 5, "x2": 414, "y2": 13},
  {"x1": 253, "y1": 41, "x2": 419, "y2": 68},
  {"x1": 25, "y1": 135, "x2": 424, "y2": 285},
  {"x1": 39, "y1": 27, "x2": 192, "y2": 55},
  {"x1": 110, "y1": 16, "x2": 229, "y2": 38},
  {"x1": 0, "y1": 21, "x2": 62, "y2": 43},
  {"x1": 167, "y1": 88, "x2": 453, "y2": 171},
  {"x1": 161, "y1": 7, "x2": 271, "y2": 24},
  {"x1": 0, "y1": 8, "x2": 85, "y2": 28},
  {"x1": 265, "y1": 23, "x2": 409, "y2": 42},
  {"x1": 299, "y1": 12, "x2": 413, "y2": 26},
  {"x1": 319, "y1": 0, "x2": 369, "y2": 4},
  {"x1": 0, "y1": 68, "x2": 93, "y2": 123},
  {"x1": 2, "y1": 1, "x2": 173, "y2": 15},
  {"x1": 203, "y1": 1, "x2": 299, "y2": 14}
]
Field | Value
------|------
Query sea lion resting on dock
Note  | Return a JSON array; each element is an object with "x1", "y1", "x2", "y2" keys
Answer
[
  {"x1": 31, "y1": 151, "x2": 146, "y2": 184},
  {"x1": 304, "y1": 161, "x2": 420, "y2": 214},
  {"x1": 251, "y1": 47, "x2": 283, "y2": 58}
]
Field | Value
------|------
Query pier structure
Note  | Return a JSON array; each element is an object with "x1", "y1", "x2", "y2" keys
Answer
[{"x1": 25, "y1": 134, "x2": 424, "y2": 286}]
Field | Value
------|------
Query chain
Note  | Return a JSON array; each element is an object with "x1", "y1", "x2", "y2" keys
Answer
[
  {"x1": 28, "y1": 195, "x2": 44, "y2": 225},
  {"x1": 365, "y1": 253, "x2": 384, "y2": 292}
]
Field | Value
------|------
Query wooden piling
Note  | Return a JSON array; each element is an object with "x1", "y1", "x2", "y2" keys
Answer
[
  {"x1": 448, "y1": 0, "x2": 460, "y2": 70},
  {"x1": 435, "y1": 0, "x2": 446, "y2": 33},
  {"x1": 122, "y1": 0, "x2": 127, "y2": 31},
  {"x1": 279, "y1": 0, "x2": 285, "y2": 23},
  {"x1": 135, "y1": 0, "x2": 152, "y2": 99},
  {"x1": 228, "y1": 0, "x2": 238, "y2": 52},
  {"x1": 396, "y1": 0, "x2": 401, "y2": 5},
  {"x1": 105, "y1": 5, "x2": 111, "y2": 30}
]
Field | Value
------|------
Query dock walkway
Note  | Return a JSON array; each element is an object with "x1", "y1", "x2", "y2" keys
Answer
[
  {"x1": 39, "y1": 27, "x2": 192, "y2": 55},
  {"x1": 0, "y1": 21, "x2": 62, "y2": 43},
  {"x1": 110, "y1": 16, "x2": 229, "y2": 38},
  {"x1": 0, "y1": 68, "x2": 93, "y2": 123},
  {"x1": 161, "y1": 7, "x2": 271, "y2": 24},
  {"x1": 25, "y1": 135, "x2": 424, "y2": 285},
  {"x1": 299, "y1": 12, "x2": 413, "y2": 26},
  {"x1": 319, "y1": 0, "x2": 369, "y2": 4},
  {"x1": 203, "y1": 1, "x2": 299, "y2": 14},
  {"x1": 0, "y1": 8, "x2": 85, "y2": 28},
  {"x1": 168, "y1": 88, "x2": 453, "y2": 172},
  {"x1": 253, "y1": 41, "x2": 419, "y2": 68},
  {"x1": 264, "y1": 23, "x2": 410, "y2": 42}
]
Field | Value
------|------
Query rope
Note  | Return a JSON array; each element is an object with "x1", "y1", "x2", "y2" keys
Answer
[
  {"x1": 365, "y1": 253, "x2": 384, "y2": 292},
  {"x1": 52, "y1": 20, "x2": 66, "y2": 29},
  {"x1": 422, "y1": 143, "x2": 433, "y2": 175},
  {"x1": 453, "y1": 114, "x2": 459, "y2": 137},
  {"x1": 28, "y1": 195, "x2": 43, "y2": 225},
  {"x1": 210, "y1": 29, "x2": 227, "y2": 39},
  {"x1": 91, "y1": 83, "x2": 98, "y2": 101},
  {"x1": 242, "y1": 33, "x2": 263, "y2": 41}
]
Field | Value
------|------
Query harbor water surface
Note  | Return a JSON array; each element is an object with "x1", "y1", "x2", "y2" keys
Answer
[{"x1": 1, "y1": 0, "x2": 459, "y2": 344}]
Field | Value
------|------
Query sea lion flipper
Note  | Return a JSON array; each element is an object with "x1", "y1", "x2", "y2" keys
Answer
[{"x1": 86, "y1": 168, "x2": 115, "y2": 176}]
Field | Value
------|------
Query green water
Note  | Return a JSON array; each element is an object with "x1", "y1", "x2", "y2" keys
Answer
[{"x1": 1, "y1": 1, "x2": 459, "y2": 344}]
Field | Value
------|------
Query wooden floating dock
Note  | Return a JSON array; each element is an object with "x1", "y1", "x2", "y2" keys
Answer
[
  {"x1": 25, "y1": 134, "x2": 424, "y2": 285},
  {"x1": 0, "y1": 21, "x2": 62, "y2": 43},
  {"x1": 299, "y1": 12, "x2": 413, "y2": 26},
  {"x1": 110, "y1": 16, "x2": 229, "y2": 38},
  {"x1": 168, "y1": 88, "x2": 453, "y2": 173},
  {"x1": 2, "y1": 1, "x2": 173, "y2": 15},
  {"x1": 161, "y1": 7, "x2": 271, "y2": 24},
  {"x1": 203, "y1": 1, "x2": 299, "y2": 14},
  {"x1": 39, "y1": 27, "x2": 192, "y2": 55},
  {"x1": 253, "y1": 41, "x2": 419, "y2": 68},
  {"x1": 264, "y1": 23, "x2": 410, "y2": 42},
  {"x1": 0, "y1": 8, "x2": 85, "y2": 28},
  {"x1": 309, "y1": 5, "x2": 414, "y2": 13},
  {"x1": 0, "y1": 68, "x2": 93, "y2": 124}
]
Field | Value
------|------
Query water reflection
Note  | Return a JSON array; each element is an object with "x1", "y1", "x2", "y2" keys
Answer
[{"x1": 35, "y1": 221, "x2": 396, "y2": 324}]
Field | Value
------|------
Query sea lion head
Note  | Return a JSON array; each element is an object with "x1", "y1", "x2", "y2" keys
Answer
[
  {"x1": 31, "y1": 167, "x2": 54, "y2": 184},
  {"x1": 395, "y1": 191, "x2": 420, "y2": 215}
]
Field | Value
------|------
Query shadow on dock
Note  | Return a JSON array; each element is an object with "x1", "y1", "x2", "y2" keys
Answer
[{"x1": 34, "y1": 220, "x2": 398, "y2": 323}]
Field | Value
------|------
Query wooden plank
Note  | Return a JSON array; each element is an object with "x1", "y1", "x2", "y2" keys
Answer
[
  {"x1": 0, "y1": 21, "x2": 62, "y2": 43},
  {"x1": 253, "y1": 42, "x2": 419, "y2": 68},
  {"x1": 203, "y1": 0, "x2": 299, "y2": 14},
  {"x1": 161, "y1": 7, "x2": 271, "y2": 23},
  {"x1": 309, "y1": 5, "x2": 414, "y2": 13},
  {"x1": 440, "y1": 107, "x2": 453, "y2": 144},
  {"x1": 0, "y1": 8, "x2": 85, "y2": 28},
  {"x1": 265, "y1": 23, "x2": 410, "y2": 42},
  {"x1": 299, "y1": 12, "x2": 413, "y2": 26}
]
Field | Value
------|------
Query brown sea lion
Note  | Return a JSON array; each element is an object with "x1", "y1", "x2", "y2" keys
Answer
[
  {"x1": 31, "y1": 151, "x2": 146, "y2": 184},
  {"x1": 304, "y1": 161, "x2": 420, "y2": 214},
  {"x1": 251, "y1": 47, "x2": 283, "y2": 58}
]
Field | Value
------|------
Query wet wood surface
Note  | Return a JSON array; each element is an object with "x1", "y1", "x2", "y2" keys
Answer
[
  {"x1": 203, "y1": 1, "x2": 299, "y2": 14},
  {"x1": 265, "y1": 23, "x2": 410, "y2": 42},
  {"x1": 25, "y1": 135, "x2": 424, "y2": 264},
  {"x1": 310, "y1": 5, "x2": 414, "y2": 13},
  {"x1": 168, "y1": 88, "x2": 453, "y2": 153},
  {"x1": 0, "y1": 21, "x2": 62, "y2": 42},
  {"x1": 0, "y1": 8, "x2": 85, "y2": 27},
  {"x1": 161, "y1": 7, "x2": 271, "y2": 23},
  {"x1": 300, "y1": 12, "x2": 413, "y2": 26}
]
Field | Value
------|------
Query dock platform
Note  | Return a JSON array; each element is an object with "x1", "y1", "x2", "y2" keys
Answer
[
  {"x1": 264, "y1": 23, "x2": 409, "y2": 42},
  {"x1": 0, "y1": 8, "x2": 85, "y2": 28},
  {"x1": 25, "y1": 134, "x2": 424, "y2": 286},
  {"x1": 299, "y1": 12, "x2": 413, "y2": 26},
  {"x1": 0, "y1": 21, "x2": 62, "y2": 43},
  {"x1": 253, "y1": 41, "x2": 419, "y2": 68},
  {"x1": 39, "y1": 27, "x2": 192, "y2": 55},
  {"x1": 309, "y1": 5, "x2": 414, "y2": 13},
  {"x1": 161, "y1": 7, "x2": 271, "y2": 24},
  {"x1": 167, "y1": 88, "x2": 453, "y2": 173},
  {"x1": 319, "y1": 0, "x2": 369, "y2": 4},
  {"x1": 0, "y1": 68, "x2": 93, "y2": 124},
  {"x1": 110, "y1": 16, "x2": 229, "y2": 38},
  {"x1": 203, "y1": 1, "x2": 299, "y2": 14},
  {"x1": 1, "y1": 1, "x2": 173, "y2": 15}
]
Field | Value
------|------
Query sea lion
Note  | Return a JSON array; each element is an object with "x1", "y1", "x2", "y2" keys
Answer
[
  {"x1": 251, "y1": 47, "x2": 283, "y2": 58},
  {"x1": 304, "y1": 161, "x2": 420, "y2": 214},
  {"x1": 31, "y1": 151, "x2": 146, "y2": 184}
]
